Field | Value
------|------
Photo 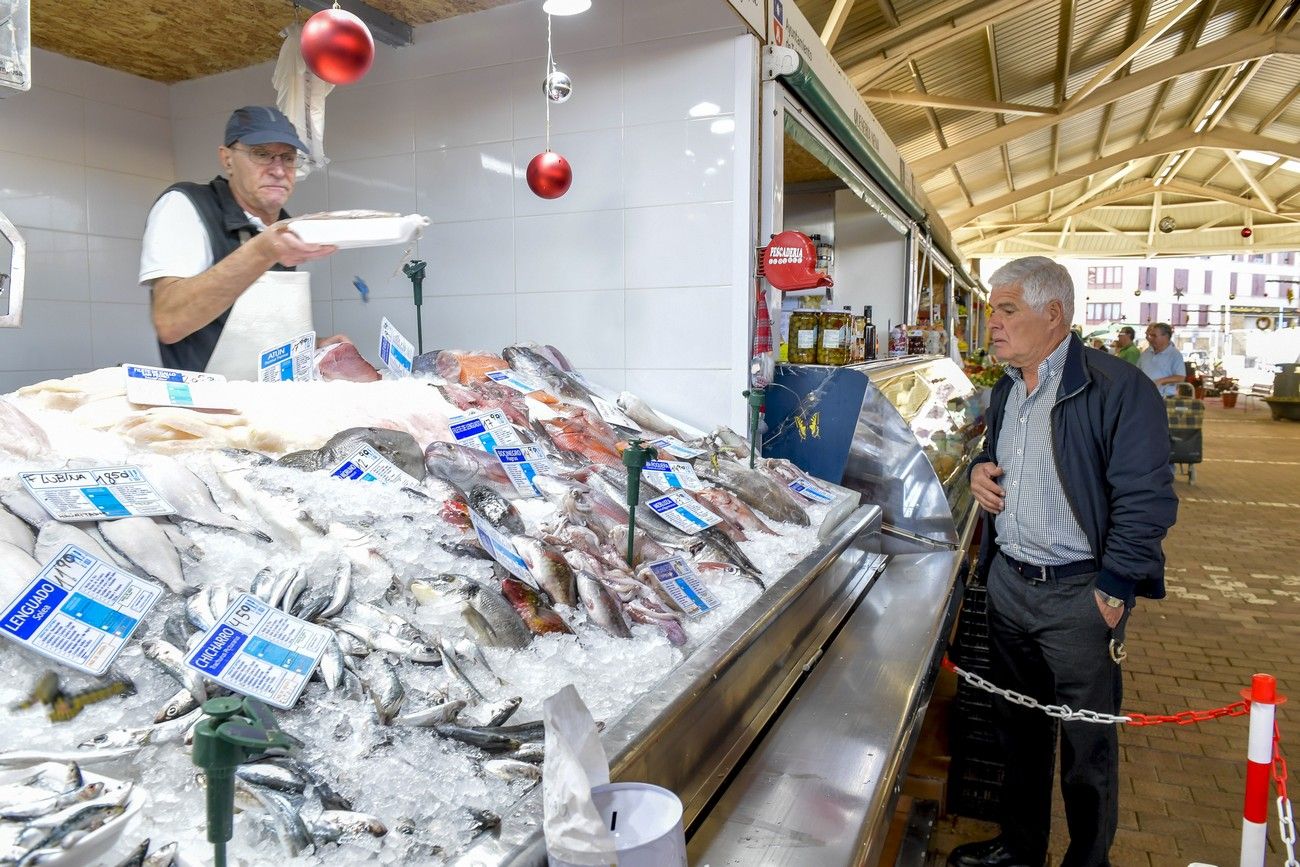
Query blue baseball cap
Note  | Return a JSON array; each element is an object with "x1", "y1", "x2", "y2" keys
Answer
[{"x1": 223, "y1": 106, "x2": 307, "y2": 152}]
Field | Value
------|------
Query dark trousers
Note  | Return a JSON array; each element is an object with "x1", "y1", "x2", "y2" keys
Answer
[{"x1": 986, "y1": 552, "x2": 1128, "y2": 867}]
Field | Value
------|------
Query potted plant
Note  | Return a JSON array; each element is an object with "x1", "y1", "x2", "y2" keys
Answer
[{"x1": 1215, "y1": 375, "x2": 1239, "y2": 408}]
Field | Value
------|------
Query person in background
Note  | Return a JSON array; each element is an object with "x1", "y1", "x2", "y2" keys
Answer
[
  {"x1": 951, "y1": 256, "x2": 1177, "y2": 867},
  {"x1": 139, "y1": 105, "x2": 349, "y2": 379},
  {"x1": 1089, "y1": 338, "x2": 1106, "y2": 351},
  {"x1": 1113, "y1": 326, "x2": 1140, "y2": 365},
  {"x1": 1139, "y1": 322, "x2": 1186, "y2": 397}
]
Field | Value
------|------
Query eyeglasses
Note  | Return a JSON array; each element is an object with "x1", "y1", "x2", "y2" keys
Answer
[{"x1": 230, "y1": 145, "x2": 304, "y2": 168}]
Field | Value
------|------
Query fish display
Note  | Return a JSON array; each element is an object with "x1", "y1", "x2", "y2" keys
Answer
[
  {"x1": 0, "y1": 341, "x2": 836, "y2": 864},
  {"x1": 314, "y1": 341, "x2": 382, "y2": 383}
]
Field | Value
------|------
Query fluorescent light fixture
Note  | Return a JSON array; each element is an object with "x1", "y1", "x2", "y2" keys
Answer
[
  {"x1": 543, "y1": 0, "x2": 591, "y2": 14},
  {"x1": 689, "y1": 101, "x2": 721, "y2": 118}
]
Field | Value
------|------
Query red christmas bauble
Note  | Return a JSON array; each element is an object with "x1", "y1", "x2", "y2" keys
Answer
[
  {"x1": 301, "y1": 8, "x2": 374, "y2": 86},
  {"x1": 1241, "y1": 226, "x2": 1253, "y2": 238},
  {"x1": 526, "y1": 151, "x2": 573, "y2": 199}
]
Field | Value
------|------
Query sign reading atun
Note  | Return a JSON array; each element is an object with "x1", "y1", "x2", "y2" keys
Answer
[
  {"x1": 185, "y1": 593, "x2": 331, "y2": 710},
  {"x1": 20, "y1": 465, "x2": 176, "y2": 522},
  {"x1": 258, "y1": 330, "x2": 316, "y2": 382},
  {"x1": 0, "y1": 544, "x2": 162, "y2": 675}
]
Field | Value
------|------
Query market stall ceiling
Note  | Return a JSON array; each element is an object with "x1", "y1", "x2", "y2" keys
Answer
[
  {"x1": 800, "y1": 0, "x2": 1300, "y2": 259},
  {"x1": 31, "y1": 0, "x2": 521, "y2": 83},
  {"x1": 785, "y1": 133, "x2": 843, "y2": 186}
]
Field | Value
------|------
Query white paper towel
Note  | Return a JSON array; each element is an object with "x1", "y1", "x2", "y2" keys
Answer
[{"x1": 542, "y1": 685, "x2": 618, "y2": 866}]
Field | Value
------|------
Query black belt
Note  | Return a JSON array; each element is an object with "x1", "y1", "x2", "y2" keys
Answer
[{"x1": 999, "y1": 552, "x2": 1098, "y2": 582}]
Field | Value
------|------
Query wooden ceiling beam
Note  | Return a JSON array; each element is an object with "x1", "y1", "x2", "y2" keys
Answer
[
  {"x1": 875, "y1": 0, "x2": 901, "y2": 29},
  {"x1": 944, "y1": 128, "x2": 1300, "y2": 226},
  {"x1": 1049, "y1": 0, "x2": 1076, "y2": 216},
  {"x1": 1079, "y1": 214, "x2": 1153, "y2": 252},
  {"x1": 845, "y1": 0, "x2": 1047, "y2": 87},
  {"x1": 1207, "y1": 77, "x2": 1300, "y2": 186},
  {"x1": 1162, "y1": 179, "x2": 1277, "y2": 213},
  {"x1": 1062, "y1": 0, "x2": 1201, "y2": 111},
  {"x1": 985, "y1": 25, "x2": 1019, "y2": 220},
  {"x1": 1140, "y1": 0, "x2": 1218, "y2": 143},
  {"x1": 957, "y1": 179, "x2": 1158, "y2": 249},
  {"x1": 1224, "y1": 151, "x2": 1278, "y2": 212},
  {"x1": 839, "y1": 0, "x2": 999, "y2": 67},
  {"x1": 910, "y1": 29, "x2": 1283, "y2": 180},
  {"x1": 1148, "y1": 191, "x2": 1163, "y2": 246},
  {"x1": 821, "y1": 0, "x2": 859, "y2": 50},
  {"x1": 858, "y1": 91, "x2": 1055, "y2": 115}
]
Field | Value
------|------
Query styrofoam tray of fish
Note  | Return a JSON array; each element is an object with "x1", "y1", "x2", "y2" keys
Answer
[
  {"x1": 0, "y1": 344, "x2": 844, "y2": 865},
  {"x1": 0, "y1": 763, "x2": 142, "y2": 866},
  {"x1": 286, "y1": 211, "x2": 430, "y2": 249}
]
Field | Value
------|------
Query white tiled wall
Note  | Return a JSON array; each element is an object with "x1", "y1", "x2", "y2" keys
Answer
[
  {"x1": 3, "y1": 1, "x2": 760, "y2": 430},
  {"x1": 0, "y1": 49, "x2": 170, "y2": 393},
  {"x1": 165, "y1": 0, "x2": 756, "y2": 429}
]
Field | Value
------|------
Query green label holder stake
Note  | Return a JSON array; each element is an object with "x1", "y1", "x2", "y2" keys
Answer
[
  {"x1": 192, "y1": 696, "x2": 297, "y2": 867},
  {"x1": 622, "y1": 439, "x2": 657, "y2": 566},
  {"x1": 743, "y1": 386, "x2": 765, "y2": 469},
  {"x1": 402, "y1": 259, "x2": 427, "y2": 355}
]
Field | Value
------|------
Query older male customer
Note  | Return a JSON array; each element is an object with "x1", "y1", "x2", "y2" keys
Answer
[
  {"x1": 949, "y1": 257, "x2": 1177, "y2": 867},
  {"x1": 1139, "y1": 322, "x2": 1186, "y2": 396},
  {"x1": 1113, "y1": 325, "x2": 1140, "y2": 365}
]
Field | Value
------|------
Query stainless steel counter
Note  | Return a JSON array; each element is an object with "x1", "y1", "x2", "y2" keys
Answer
[
  {"x1": 452, "y1": 505, "x2": 886, "y2": 867},
  {"x1": 687, "y1": 540, "x2": 971, "y2": 866}
]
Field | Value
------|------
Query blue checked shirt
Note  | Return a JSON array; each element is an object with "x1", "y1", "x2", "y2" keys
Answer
[{"x1": 993, "y1": 335, "x2": 1093, "y2": 567}]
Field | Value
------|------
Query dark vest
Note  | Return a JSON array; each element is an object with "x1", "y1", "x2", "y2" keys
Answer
[{"x1": 151, "y1": 176, "x2": 293, "y2": 372}]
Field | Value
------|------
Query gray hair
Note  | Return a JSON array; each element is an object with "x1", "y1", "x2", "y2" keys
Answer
[
  {"x1": 1148, "y1": 322, "x2": 1172, "y2": 337},
  {"x1": 988, "y1": 256, "x2": 1075, "y2": 322}
]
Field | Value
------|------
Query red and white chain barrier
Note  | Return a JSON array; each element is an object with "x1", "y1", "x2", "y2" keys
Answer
[{"x1": 941, "y1": 658, "x2": 1296, "y2": 865}]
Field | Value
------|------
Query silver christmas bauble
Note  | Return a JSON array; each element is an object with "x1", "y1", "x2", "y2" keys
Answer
[
  {"x1": 543, "y1": 70, "x2": 573, "y2": 103},
  {"x1": 1158, "y1": 216, "x2": 1176, "y2": 234}
]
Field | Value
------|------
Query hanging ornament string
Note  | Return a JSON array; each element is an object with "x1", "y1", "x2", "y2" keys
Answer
[
  {"x1": 545, "y1": 13, "x2": 553, "y2": 152},
  {"x1": 527, "y1": 11, "x2": 573, "y2": 199}
]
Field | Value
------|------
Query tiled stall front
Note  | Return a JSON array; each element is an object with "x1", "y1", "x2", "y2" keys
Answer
[
  {"x1": 0, "y1": 50, "x2": 171, "y2": 392},
  {"x1": 167, "y1": 0, "x2": 758, "y2": 429}
]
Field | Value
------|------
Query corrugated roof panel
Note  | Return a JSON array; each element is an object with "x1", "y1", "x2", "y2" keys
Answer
[
  {"x1": 988, "y1": 6, "x2": 1062, "y2": 100},
  {"x1": 1066, "y1": 0, "x2": 1137, "y2": 88},
  {"x1": 1199, "y1": 0, "x2": 1261, "y2": 44},
  {"x1": 911, "y1": 43, "x2": 996, "y2": 99}
]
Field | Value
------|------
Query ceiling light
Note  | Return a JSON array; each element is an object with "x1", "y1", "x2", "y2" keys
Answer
[{"x1": 543, "y1": 0, "x2": 591, "y2": 14}]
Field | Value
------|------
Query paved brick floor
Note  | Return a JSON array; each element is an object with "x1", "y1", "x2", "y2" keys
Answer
[{"x1": 931, "y1": 402, "x2": 1300, "y2": 867}]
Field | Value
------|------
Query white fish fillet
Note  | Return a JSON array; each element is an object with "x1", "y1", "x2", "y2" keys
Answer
[
  {"x1": 0, "y1": 540, "x2": 40, "y2": 599},
  {"x1": 0, "y1": 507, "x2": 35, "y2": 554},
  {"x1": 0, "y1": 398, "x2": 52, "y2": 459},
  {"x1": 97, "y1": 516, "x2": 188, "y2": 595}
]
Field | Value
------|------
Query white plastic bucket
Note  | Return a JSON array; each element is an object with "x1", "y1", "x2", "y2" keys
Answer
[{"x1": 548, "y1": 782, "x2": 688, "y2": 867}]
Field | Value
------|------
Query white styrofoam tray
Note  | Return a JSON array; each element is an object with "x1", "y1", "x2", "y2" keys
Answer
[
  {"x1": 0, "y1": 763, "x2": 144, "y2": 867},
  {"x1": 287, "y1": 210, "x2": 430, "y2": 249}
]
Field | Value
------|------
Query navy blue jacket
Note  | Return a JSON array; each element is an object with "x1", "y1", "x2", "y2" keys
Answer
[{"x1": 973, "y1": 334, "x2": 1178, "y2": 604}]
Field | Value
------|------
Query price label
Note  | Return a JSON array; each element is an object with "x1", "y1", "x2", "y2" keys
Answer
[
  {"x1": 789, "y1": 478, "x2": 834, "y2": 503},
  {"x1": 258, "y1": 331, "x2": 316, "y2": 382},
  {"x1": 641, "y1": 460, "x2": 704, "y2": 493},
  {"x1": 646, "y1": 491, "x2": 721, "y2": 534},
  {"x1": 590, "y1": 395, "x2": 642, "y2": 431},
  {"x1": 123, "y1": 364, "x2": 234, "y2": 410},
  {"x1": 648, "y1": 436, "x2": 705, "y2": 460},
  {"x1": 329, "y1": 443, "x2": 416, "y2": 486},
  {"x1": 449, "y1": 409, "x2": 523, "y2": 453},
  {"x1": 20, "y1": 466, "x2": 176, "y2": 522},
  {"x1": 485, "y1": 369, "x2": 546, "y2": 394},
  {"x1": 378, "y1": 318, "x2": 414, "y2": 377},
  {"x1": 185, "y1": 593, "x2": 330, "y2": 710},
  {"x1": 0, "y1": 545, "x2": 162, "y2": 675},
  {"x1": 645, "y1": 556, "x2": 720, "y2": 618},
  {"x1": 468, "y1": 510, "x2": 532, "y2": 583},
  {"x1": 494, "y1": 445, "x2": 552, "y2": 498}
]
